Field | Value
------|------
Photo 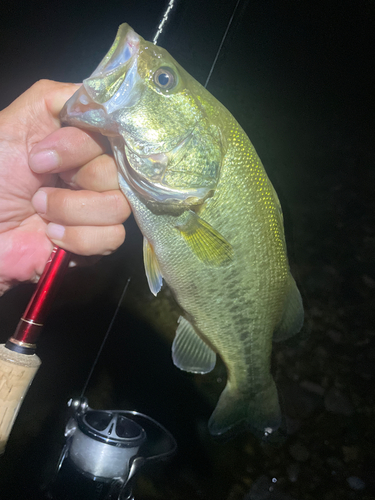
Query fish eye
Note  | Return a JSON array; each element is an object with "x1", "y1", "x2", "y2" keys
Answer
[{"x1": 153, "y1": 67, "x2": 176, "y2": 91}]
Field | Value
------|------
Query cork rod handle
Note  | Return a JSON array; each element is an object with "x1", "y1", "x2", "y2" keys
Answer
[{"x1": 0, "y1": 345, "x2": 41, "y2": 453}]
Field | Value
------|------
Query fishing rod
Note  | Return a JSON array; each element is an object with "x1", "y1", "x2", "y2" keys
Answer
[{"x1": 0, "y1": 246, "x2": 71, "y2": 455}]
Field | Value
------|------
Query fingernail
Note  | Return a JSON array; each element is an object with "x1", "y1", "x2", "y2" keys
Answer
[
  {"x1": 47, "y1": 223, "x2": 65, "y2": 240},
  {"x1": 31, "y1": 190, "x2": 47, "y2": 214},
  {"x1": 29, "y1": 150, "x2": 60, "y2": 173}
]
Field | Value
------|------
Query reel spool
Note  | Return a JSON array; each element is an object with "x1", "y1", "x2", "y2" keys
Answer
[{"x1": 46, "y1": 398, "x2": 176, "y2": 500}]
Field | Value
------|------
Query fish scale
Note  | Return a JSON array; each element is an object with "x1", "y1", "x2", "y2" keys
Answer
[{"x1": 61, "y1": 23, "x2": 304, "y2": 437}]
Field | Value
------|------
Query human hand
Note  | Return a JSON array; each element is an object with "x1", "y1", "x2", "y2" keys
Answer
[{"x1": 0, "y1": 79, "x2": 131, "y2": 296}]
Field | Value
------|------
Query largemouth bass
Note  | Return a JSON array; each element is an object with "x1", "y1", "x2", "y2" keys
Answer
[{"x1": 61, "y1": 24, "x2": 304, "y2": 437}]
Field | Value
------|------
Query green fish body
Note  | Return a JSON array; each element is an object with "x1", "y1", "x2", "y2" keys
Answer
[{"x1": 61, "y1": 24, "x2": 304, "y2": 436}]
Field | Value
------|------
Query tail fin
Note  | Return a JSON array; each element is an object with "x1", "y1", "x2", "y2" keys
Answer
[{"x1": 208, "y1": 380, "x2": 281, "y2": 437}]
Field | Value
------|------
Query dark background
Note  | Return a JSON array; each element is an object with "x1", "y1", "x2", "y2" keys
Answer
[{"x1": 0, "y1": 1, "x2": 374, "y2": 499}]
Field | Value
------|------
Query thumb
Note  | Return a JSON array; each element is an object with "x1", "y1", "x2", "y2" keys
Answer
[
  {"x1": 43, "y1": 80, "x2": 82, "y2": 124},
  {"x1": 2, "y1": 80, "x2": 81, "y2": 134}
]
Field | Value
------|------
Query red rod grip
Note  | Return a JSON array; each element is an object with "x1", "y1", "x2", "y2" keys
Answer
[{"x1": 10, "y1": 246, "x2": 71, "y2": 346}]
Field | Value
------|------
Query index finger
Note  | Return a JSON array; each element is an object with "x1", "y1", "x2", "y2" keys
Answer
[{"x1": 29, "y1": 126, "x2": 109, "y2": 174}]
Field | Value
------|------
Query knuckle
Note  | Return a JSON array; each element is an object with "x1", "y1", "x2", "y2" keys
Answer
[
  {"x1": 110, "y1": 191, "x2": 129, "y2": 221},
  {"x1": 53, "y1": 189, "x2": 73, "y2": 218},
  {"x1": 85, "y1": 155, "x2": 118, "y2": 191},
  {"x1": 101, "y1": 225, "x2": 126, "y2": 254},
  {"x1": 32, "y1": 79, "x2": 53, "y2": 91},
  {"x1": 30, "y1": 79, "x2": 58, "y2": 99},
  {"x1": 70, "y1": 225, "x2": 125, "y2": 256},
  {"x1": 113, "y1": 224, "x2": 126, "y2": 247},
  {"x1": 72, "y1": 232, "x2": 92, "y2": 255}
]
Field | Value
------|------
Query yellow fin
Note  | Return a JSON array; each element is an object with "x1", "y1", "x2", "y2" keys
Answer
[
  {"x1": 143, "y1": 237, "x2": 163, "y2": 296},
  {"x1": 176, "y1": 212, "x2": 233, "y2": 266}
]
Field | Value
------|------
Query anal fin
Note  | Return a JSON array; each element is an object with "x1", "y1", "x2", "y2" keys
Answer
[
  {"x1": 273, "y1": 274, "x2": 304, "y2": 342},
  {"x1": 172, "y1": 316, "x2": 216, "y2": 374}
]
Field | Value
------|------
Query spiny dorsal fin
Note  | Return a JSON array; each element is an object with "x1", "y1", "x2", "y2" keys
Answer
[
  {"x1": 143, "y1": 237, "x2": 163, "y2": 296},
  {"x1": 172, "y1": 316, "x2": 216, "y2": 374},
  {"x1": 176, "y1": 212, "x2": 233, "y2": 266}
]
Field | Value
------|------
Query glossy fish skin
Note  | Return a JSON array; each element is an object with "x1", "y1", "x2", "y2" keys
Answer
[{"x1": 61, "y1": 24, "x2": 304, "y2": 437}]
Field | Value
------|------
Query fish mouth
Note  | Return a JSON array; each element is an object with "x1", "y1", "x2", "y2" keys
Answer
[
  {"x1": 60, "y1": 23, "x2": 188, "y2": 153},
  {"x1": 60, "y1": 24, "x2": 141, "y2": 130},
  {"x1": 60, "y1": 22, "x2": 216, "y2": 209}
]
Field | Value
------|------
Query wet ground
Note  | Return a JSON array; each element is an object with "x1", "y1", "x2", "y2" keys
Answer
[{"x1": 0, "y1": 0, "x2": 374, "y2": 499}]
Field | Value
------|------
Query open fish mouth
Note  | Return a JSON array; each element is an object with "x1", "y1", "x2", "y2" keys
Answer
[
  {"x1": 60, "y1": 22, "x2": 218, "y2": 209},
  {"x1": 82, "y1": 25, "x2": 141, "y2": 113},
  {"x1": 60, "y1": 23, "x2": 193, "y2": 155},
  {"x1": 60, "y1": 24, "x2": 141, "y2": 132}
]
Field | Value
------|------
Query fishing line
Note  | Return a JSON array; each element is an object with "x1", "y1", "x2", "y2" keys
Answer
[
  {"x1": 154, "y1": 0, "x2": 243, "y2": 87},
  {"x1": 80, "y1": 277, "x2": 131, "y2": 398},
  {"x1": 204, "y1": 0, "x2": 242, "y2": 88},
  {"x1": 153, "y1": 0, "x2": 177, "y2": 45}
]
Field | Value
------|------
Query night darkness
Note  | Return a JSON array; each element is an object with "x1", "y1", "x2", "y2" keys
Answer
[{"x1": 0, "y1": 1, "x2": 375, "y2": 499}]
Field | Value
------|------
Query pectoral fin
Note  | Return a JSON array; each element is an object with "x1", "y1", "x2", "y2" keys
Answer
[
  {"x1": 172, "y1": 316, "x2": 216, "y2": 374},
  {"x1": 176, "y1": 212, "x2": 233, "y2": 266},
  {"x1": 143, "y1": 237, "x2": 163, "y2": 296}
]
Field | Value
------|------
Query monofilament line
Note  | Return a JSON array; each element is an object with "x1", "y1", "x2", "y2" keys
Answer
[
  {"x1": 204, "y1": 0, "x2": 242, "y2": 88},
  {"x1": 80, "y1": 277, "x2": 131, "y2": 398},
  {"x1": 153, "y1": 0, "x2": 176, "y2": 45}
]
